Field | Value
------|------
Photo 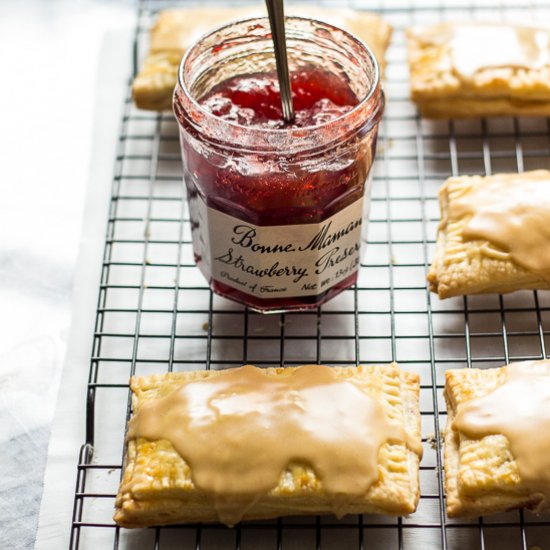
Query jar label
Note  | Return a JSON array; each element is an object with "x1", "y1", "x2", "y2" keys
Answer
[{"x1": 191, "y1": 195, "x2": 366, "y2": 300}]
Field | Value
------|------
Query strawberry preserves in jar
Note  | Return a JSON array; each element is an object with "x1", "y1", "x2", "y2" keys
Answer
[{"x1": 174, "y1": 17, "x2": 384, "y2": 312}]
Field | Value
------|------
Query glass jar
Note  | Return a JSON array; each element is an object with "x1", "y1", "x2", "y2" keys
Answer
[{"x1": 174, "y1": 17, "x2": 384, "y2": 312}]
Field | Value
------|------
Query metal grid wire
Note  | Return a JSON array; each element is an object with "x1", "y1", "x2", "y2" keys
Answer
[{"x1": 70, "y1": 0, "x2": 550, "y2": 548}]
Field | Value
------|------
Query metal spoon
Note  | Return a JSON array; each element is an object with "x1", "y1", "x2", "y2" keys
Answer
[{"x1": 265, "y1": 0, "x2": 295, "y2": 124}]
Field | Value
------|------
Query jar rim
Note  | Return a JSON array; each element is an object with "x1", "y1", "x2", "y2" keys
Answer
[{"x1": 175, "y1": 16, "x2": 383, "y2": 149}]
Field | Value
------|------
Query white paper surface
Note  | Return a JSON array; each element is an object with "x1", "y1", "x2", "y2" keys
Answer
[{"x1": 34, "y1": 29, "x2": 132, "y2": 550}]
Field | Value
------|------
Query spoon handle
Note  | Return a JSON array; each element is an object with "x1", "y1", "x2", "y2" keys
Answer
[{"x1": 265, "y1": 0, "x2": 295, "y2": 124}]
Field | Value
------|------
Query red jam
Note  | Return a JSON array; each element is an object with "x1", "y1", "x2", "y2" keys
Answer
[
  {"x1": 193, "y1": 67, "x2": 366, "y2": 225},
  {"x1": 181, "y1": 69, "x2": 370, "y2": 310},
  {"x1": 175, "y1": 17, "x2": 383, "y2": 312},
  {"x1": 200, "y1": 69, "x2": 358, "y2": 129}
]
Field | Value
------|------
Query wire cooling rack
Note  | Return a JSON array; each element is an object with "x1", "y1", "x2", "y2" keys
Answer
[{"x1": 69, "y1": 1, "x2": 550, "y2": 549}]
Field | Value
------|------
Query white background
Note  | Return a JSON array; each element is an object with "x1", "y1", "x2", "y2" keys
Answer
[{"x1": 0, "y1": 2, "x2": 132, "y2": 548}]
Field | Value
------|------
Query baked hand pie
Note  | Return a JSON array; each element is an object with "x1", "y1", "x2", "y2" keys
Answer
[
  {"x1": 428, "y1": 170, "x2": 550, "y2": 299},
  {"x1": 114, "y1": 364, "x2": 422, "y2": 527},
  {"x1": 444, "y1": 360, "x2": 550, "y2": 517},
  {"x1": 133, "y1": 6, "x2": 392, "y2": 111},
  {"x1": 407, "y1": 22, "x2": 550, "y2": 118}
]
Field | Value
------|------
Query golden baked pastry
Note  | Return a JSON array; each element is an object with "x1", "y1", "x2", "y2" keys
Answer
[
  {"x1": 428, "y1": 170, "x2": 550, "y2": 299},
  {"x1": 114, "y1": 364, "x2": 422, "y2": 527},
  {"x1": 407, "y1": 22, "x2": 550, "y2": 118},
  {"x1": 133, "y1": 6, "x2": 392, "y2": 110},
  {"x1": 445, "y1": 360, "x2": 550, "y2": 517}
]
